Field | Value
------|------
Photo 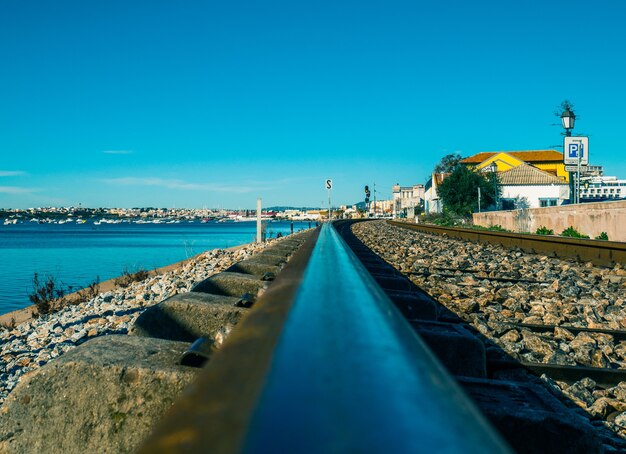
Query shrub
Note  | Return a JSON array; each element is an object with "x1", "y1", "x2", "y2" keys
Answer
[
  {"x1": 595, "y1": 232, "x2": 609, "y2": 241},
  {"x1": 75, "y1": 277, "x2": 101, "y2": 303},
  {"x1": 425, "y1": 212, "x2": 467, "y2": 227},
  {"x1": 536, "y1": 226, "x2": 554, "y2": 235},
  {"x1": 114, "y1": 268, "x2": 150, "y2": 288},
  {"x1": 29, "y1": 273, "x2": 66, "y2": 315},
  {"x1": 560, "y1": 226, "x2": 590, "y2": 239},
  {"x1": 472, "y1": 224, "x2": 510, "y2": 232}
]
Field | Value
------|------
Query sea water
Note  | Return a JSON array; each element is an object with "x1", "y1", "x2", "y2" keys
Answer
[{"x1": 0, "y1": 220, "x2": 313, "y2": 314}]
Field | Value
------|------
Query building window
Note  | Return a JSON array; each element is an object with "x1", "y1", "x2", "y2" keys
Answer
[
  {"x1": 501, "y1": 199, "x2": 515, "y2": 210},
  {"x1": 539, "y1": 198, "x2": 558, "y2": 207}
]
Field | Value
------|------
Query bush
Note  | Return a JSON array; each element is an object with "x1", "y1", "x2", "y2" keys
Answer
[
  {"x1": 536, "y1": 226, "x2": 554, "y2": 235},
  {"x1": 424, "y1": 212, "x2": 467, "y2": 227},
  {"x1": 595, "y1": 232, "x2": 609, "y2": 241},
  {"x1": 114, "y1": 268, "x2": 150, "y2": 288},
  {"x1": 29, "y1": 273, "x2": 66, "y2": 315},
  {"x1": 560, "y1": 226, "x2": 590, "y2": 239},
  {"x1": 75, "y1": 277, "x2": 101, "y2": 303},
  {"x1": 472, "y1": 224, "x2": 510, "y2": 232}
]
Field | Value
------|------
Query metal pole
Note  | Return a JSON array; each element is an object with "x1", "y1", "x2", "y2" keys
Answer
[
  {"x1": 478, "y1": 187, "x2": 481, "y2": 213},
  {"x1": 565, "y1": 129, "x2": 575, "y2": 204},
  {"x1": 256, "y1": 198, "x2": 262, "y2": 243},
  {"x1": 493, "y1": 173, "x2": 498, "y2": 210},
  {"x1": 328, "y1": 189, "x2": 331, "y2": 221},
  {"x1": 374, "y1": 183, "x2": 377, "y2": 218},
  {"x1": 576, "y1": 148, "x2": 581, "y2": 204}
]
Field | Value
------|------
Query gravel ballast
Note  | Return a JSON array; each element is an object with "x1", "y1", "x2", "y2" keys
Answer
[{"x1": 352, "y1": 220, "x2": 626, "y2": 441}]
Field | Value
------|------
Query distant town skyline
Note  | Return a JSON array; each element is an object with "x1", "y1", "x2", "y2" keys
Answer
[{"x1": 2, "y1": 0, "x2": 626, "y2": 209}]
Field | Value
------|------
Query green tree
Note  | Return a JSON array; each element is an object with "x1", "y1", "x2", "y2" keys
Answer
[
  {"x1": 438, "y1": 165, "x2": 501, "y2": 216},
  {"x1": 434, "y1": 153, "x2": 463, "y2": 174}
]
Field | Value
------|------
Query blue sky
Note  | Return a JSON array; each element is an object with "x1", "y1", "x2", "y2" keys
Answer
[{"x1": 1, "y1": 0, "x2": 625, "y2": 209}]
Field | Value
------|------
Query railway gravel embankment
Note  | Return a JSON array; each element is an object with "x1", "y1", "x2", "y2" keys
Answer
[
  {"x1": 0, "y1": 241, "x2": 271, "y2": 405},
  {"x1": 352, "y1": 220, "x2": 626, "y2": 440}
]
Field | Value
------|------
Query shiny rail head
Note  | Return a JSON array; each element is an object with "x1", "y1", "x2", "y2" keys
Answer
[{"x1": 241, "y1": 222, "x2": 511, "y2": 453}]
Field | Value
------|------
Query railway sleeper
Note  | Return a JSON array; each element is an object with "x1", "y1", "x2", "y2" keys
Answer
[
  {"x1": 244, "y1": 252, "x2": 288, "y2": 266},
  {"x1": 226, "y1": 260, "x2": 281, "y2": 277},
  {"x1": 409, "y1": 320, "x2": 487, "y2": 378},
  {"x1": 191, "y1": 271, "x2": 269, "y2": 298},
  {"x1": 131, "y1": 292, "x2": 245, "y2": 342},
  {"x1": 385, "y1": 290, "x2": 437, "y2": 321},
  {"x1": 0, "y1": 335, "x2": 199, "y2": 453},
  {"x1": 459, "y1": 376, "x2": 602, "y2": 454}
]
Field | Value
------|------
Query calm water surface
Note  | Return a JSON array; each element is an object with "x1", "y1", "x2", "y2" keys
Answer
[{"x1": 0, "y1": 220, "x2": 311, "y2": 314}]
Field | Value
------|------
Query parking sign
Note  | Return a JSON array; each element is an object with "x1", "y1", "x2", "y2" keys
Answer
[{"x1": 564, "y1": 137, "x2": 589, "y2": 165}]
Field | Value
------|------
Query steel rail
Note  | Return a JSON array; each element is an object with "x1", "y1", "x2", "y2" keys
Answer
[
  {"x1": 388, "y1": 220, "x2": 626, "y2": 266},
  {"x1": 140, "y1": 222, "x2": 510, "y2": 453}
]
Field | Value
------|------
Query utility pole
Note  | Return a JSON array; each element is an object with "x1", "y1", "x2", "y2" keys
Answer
[
  {"x1": 256, "y1": 198, "x2": 262, "y2": 243},
  {"x1": 373, "y1": 183, "x2": 377, "y2": 218},
  {"x1": 325, "y1": 179, "x2": 333, "y2": 221}
]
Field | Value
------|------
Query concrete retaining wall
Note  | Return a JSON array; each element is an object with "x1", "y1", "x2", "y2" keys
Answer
[{"x1": 472, "y1": 200, "x2": 626, "y2": 242}]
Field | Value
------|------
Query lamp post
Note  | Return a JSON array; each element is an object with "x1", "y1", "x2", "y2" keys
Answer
[
  {"x1": 561, "y1": 104, "x2": 577, "y2": 203},
  {"x1": 490, "y1": 162, "x2": 498, "y2": 210},
  {"x1": 561, "y1": 105, "x2": 576, "y2": 137}
]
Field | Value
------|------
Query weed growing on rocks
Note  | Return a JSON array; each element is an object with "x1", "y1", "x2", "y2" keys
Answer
[
  {"x1": 29, "y1": 273, "x2": 66, "y2": 315},
  {"x1": 560, "y1": 226, "x2": 590, "y2": 239},
  {"x1": 114, "y1": 268, "x2": 151, "y2": 288},
  {"x1": 75, "y1": 277, "x2": 101, "y2": 303},
  {"x1": 536, "y1": 226, "x2": 554, "y2": 235},
  {"x1": 473, "y1": 224, "x2": 509, "y2": 232}
]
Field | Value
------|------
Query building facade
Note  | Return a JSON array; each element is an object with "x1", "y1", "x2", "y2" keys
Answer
[
  {"x1": 392, "y1": 183, "x2": 425, "y2": 218},
  {"x1": 580, "y1": 176, "x2": 626, "y2": 202},
  {"x1": 424, "y1": 173, "x2": 446, "y2": 214},
  {"x1": 496, "y1": 163, "x2": 570, "y2": 208}
]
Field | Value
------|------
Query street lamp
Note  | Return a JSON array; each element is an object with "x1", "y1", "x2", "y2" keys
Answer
[
  {"x1": 561, "y1": 103, "x2": 577, "y2": 202},
  {"x1": 490, "y1": 162, "x2": 498, "y2": 209},
  {"x1": 561, "y1": 105, "x2": 576, "y2": 137}
]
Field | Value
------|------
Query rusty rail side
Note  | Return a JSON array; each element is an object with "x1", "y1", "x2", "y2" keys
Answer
[{"x1": 388, "y1": 221, "x2": 626, "y2": 266}]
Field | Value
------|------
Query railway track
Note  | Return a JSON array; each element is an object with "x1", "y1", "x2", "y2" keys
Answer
[
  {"x1": 388, "y1": 220, "x2": 626, "y2": 267},
  {"x1": 4, "y1": 220, "x2": 626, "y2": 452}
]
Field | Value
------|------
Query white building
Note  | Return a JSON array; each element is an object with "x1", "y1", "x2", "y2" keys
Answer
[
  {"x1": 580, "y1": 176, "x2": 626, "y2": 201},
  {"x1": 424, "y1": 173, "x2": 447, "y2": 214},
  {"x1": 497, "y1": 163, "x2": 569, "y2": 209},
  {"x1": 392, "y1": 183, "x2": 425, "y2": 218}
]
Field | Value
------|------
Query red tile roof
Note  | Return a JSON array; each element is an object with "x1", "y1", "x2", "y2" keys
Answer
[
  {"x1": 461, "y1": 150, "x2": 563, "y2": 164},
  {"x1": 498, "y1": 163, "x2": 567, "y2": 186}
]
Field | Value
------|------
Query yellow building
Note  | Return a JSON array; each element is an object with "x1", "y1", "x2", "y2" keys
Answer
[{"x1": 460, "y1": 150, "x2": 569, "y2": 182}]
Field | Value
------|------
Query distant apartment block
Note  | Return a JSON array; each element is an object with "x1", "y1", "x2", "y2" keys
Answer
[
  {"x1": 580, "y1": 176, "x2": 626, "y2": 201},
  {"x1": 392, "y1": 183, "x2": 425, "y2": 218}
]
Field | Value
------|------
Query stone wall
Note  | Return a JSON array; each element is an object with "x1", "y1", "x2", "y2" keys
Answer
[{"x1": 472, "y1": 200, "x2": 626, "y2": 242}]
